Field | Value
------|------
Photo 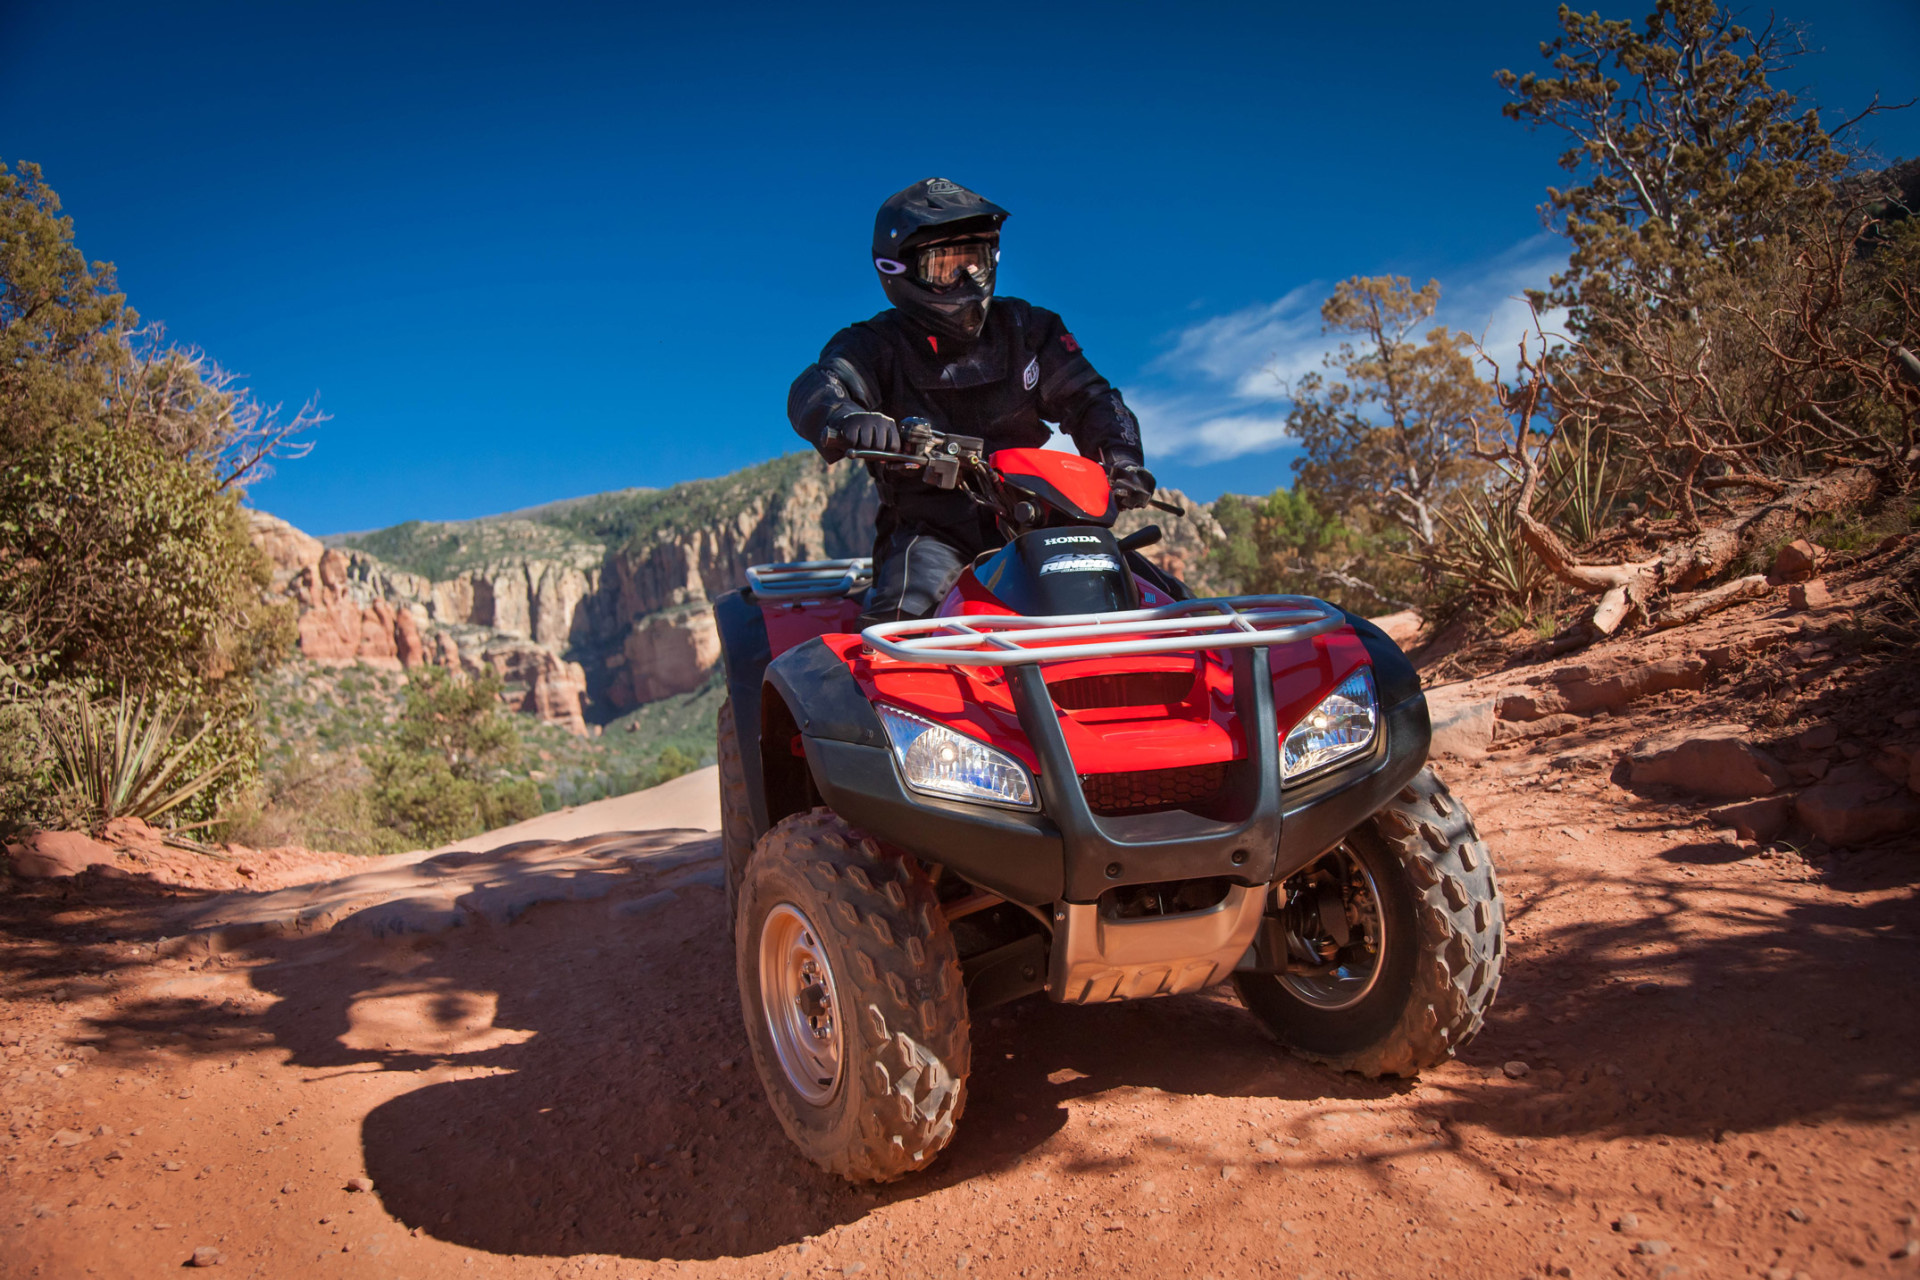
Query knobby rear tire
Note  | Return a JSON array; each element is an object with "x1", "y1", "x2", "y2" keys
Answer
[
  {"x1": 736, "y1": 808, "x2": 970, "y2": 1182},
  {"x1": 1234, "y1": 767, "x2": 1504, "y2": 1077}
]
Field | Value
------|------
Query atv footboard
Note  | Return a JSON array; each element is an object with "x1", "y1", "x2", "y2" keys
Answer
[{"x1": 761, "y1": 596, "x2": 1432, "y2": 1007}]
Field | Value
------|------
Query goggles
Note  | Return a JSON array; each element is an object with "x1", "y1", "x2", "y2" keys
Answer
[{"x1": 876, "y1": 238, "x2": 998, "y2": 292}]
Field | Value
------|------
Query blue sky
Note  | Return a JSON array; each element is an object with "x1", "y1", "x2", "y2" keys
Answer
[{"x1": 4, "y1": 0, "x2": 1916, "y2": 535}]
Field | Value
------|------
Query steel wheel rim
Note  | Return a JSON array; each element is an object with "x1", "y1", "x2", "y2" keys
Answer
[
  {"x1": 758, "y1": 902, "x2": 844, "y2": 1104},
  {"x1": 1277, "y1": 843, "x2": 1387, "y2": 1011}
]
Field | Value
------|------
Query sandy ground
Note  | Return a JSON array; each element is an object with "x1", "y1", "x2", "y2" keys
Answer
[
  {"x1": 425, "y1": 766, "x2": 720, "y2": 852},
  {"x1": 4, "y1": 701, "x2": 1918, "y2": 1278}
]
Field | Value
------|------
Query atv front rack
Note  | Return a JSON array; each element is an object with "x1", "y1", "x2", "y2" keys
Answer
[
  {"x1": 860, "y1": 595, "x2": 1345, "y2": 666},
  {"x1": 746, "y1": 558, "x2": 875, "y2": 600}
]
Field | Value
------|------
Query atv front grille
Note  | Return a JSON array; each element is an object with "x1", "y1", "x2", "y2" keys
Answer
[
  {"x1": 1047, "y1": 670, "x2": 1194, "y2": 710},
  {"x1": 1079, "y1": 762, "x2": 1228, "y2": 816}
]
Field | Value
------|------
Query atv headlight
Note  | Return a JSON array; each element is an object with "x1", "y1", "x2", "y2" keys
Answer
[
  {"x1": 876, "y1": 704, "x2": 1037, "y2": 810},
  {"x1": 1281, "y1": 667, "x2": 1378, "y2": 781}
]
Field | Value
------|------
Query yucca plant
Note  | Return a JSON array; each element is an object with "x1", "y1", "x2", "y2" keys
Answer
[
  {"x1": 43, "y1": 686, "x2": 238, "y2": 826},
  {"x1": 1432, "y1": 490, "x2": 1553, "y2": 613},
  {"x1": 1538, "y1": 416, "x2": 1625, "y2": 547}
]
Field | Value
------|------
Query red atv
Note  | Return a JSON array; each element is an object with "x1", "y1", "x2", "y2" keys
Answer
[{"x1": 714, "y1": 421, "x2": 1503, "y2": 1181}]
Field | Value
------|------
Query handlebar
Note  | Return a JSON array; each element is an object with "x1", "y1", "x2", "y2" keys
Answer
[{"x1": 824, "y1": 417, "x2": 1181, "y2": 514}]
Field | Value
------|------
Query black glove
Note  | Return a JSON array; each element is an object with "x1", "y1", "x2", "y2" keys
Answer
[
  {"x1": 835, "y1": 412, "x2": 902, "y2": 455},
  {"x1": 1108, "y1": 463, "x2": 1158, "y2": 511}
]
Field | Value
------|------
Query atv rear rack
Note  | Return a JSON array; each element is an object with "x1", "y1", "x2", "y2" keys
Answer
[
  {"x1": 746, "y1": 558, "x2": 875, "y2": 600},
  {"x1": 861, "y1": 595, "x2": 1344, "y2": 666}
]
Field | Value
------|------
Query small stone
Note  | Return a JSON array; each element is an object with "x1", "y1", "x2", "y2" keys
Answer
[
  {"x1": 189, "y1": 1246, "x2": 224, "y2": 1267},
  {"x1": 162, "y1": 1160, "x2": 183, "y2": 1172},
  {"x1": 1771, "y1": 539, "x2": 1824, "y2": 583},
  {"x1": 679, "y1": 1223, "x2": 698, "y2": 1237},
  {"x1": 345, "y1": 1176, "x2": 374, "y2": 1193},
  {"x1": 1786, "y1": 1205, "x2": 1810, "y2": 1223},
  {"x1": 1893, "y1": 1239, "x2": 1919, "y2": 1260},
  {"x1": 280, "y1": 1183, "x2": 295, "y2": 1195},
  {"x1": 1634, "y1": 1240, "x2": 1671, "y2": 1255},
  {"x1": 1766, "y1": 1268, "x2": 1791, "y2": 1280},
  {"x1": 1788, "y1": 580, "x2": 1832, "y2": 612},
  {"x1": 1503, "y1": 1060, "x2": 1530, "y2": 1079},
  {"x1": 1613, "y1": 1212, "x2": 1640, "y2": 1232},
  {"x1": 50, "y1": 1129, "x2": 88, "y2": 1147},
  {"x1": 1796, "y1": 723, "x2": 1840, "y2": 750}
]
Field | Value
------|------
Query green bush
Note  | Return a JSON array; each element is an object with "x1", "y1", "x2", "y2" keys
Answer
[
  {"x1": 218, "y1": 753, "x2": 408, "y2": 857},
  {"x1": 363, "y1": 667, "x2": 541, "y2": 848},
  {"x1": 1211, "y1": 485, "x2": 1417, "y2": 614}
]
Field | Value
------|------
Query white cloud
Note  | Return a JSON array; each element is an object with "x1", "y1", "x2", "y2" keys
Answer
[
  {"x1": 1127, "y1": 235, "x2": 1569, "y2": 465},
  {"x1": 1124, "y1": 390, "x2": 1295, "y2": 465},
  {"x1": 1150, "y1": 283, "x2": 1329, "y2": 399}
]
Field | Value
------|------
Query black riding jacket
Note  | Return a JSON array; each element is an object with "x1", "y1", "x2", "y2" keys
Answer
[{"x1": 787, "y1": 298, "x2": 1143, "y2": 535}]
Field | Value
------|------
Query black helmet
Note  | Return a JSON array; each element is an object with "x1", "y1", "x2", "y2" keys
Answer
[{"x1": 872, "y1": 178, "x2": 1009, "y2": 343}]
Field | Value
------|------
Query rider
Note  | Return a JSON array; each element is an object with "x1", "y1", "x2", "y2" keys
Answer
[{"x1": 788, "y1": 177, "x2": 1155, "y2": 625}]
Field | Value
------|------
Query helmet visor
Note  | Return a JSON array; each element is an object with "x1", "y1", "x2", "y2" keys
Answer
[{"x1": 913, "y1": 239, "x2": 997, "y2": 292}]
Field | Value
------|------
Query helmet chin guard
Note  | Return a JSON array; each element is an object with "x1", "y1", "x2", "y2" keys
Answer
[{"x1": 872, "y1": 178, "x2": 1009, "y2": 343}]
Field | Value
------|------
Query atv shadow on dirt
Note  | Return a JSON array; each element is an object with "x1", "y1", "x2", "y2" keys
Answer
[{"x1": 322, "y1": 866, "x2": 1401, "y2": 1262}]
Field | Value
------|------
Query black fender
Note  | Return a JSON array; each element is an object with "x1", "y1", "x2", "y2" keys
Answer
[
  {"x1": 765, "y1": 637, "x2": 1068, "y2": 905},
  {"x1": 713, "y1": 589, "x2": 772, "y2": 836}
]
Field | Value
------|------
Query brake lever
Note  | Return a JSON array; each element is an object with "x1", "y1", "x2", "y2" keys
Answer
[{"x1": 844, "y1": 449, "x2": 925, "y2": 466}]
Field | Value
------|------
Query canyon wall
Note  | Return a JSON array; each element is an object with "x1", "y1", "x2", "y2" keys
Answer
[{"x1": 253, "y1": 452, "x2": 1220, "y2": 732}]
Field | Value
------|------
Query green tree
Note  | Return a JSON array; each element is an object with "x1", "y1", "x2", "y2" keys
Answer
[
  {"x1": 1286, "y1": 276, "x2": 1499, "y2": 550},
  {"x1": 0, "y1": 162, "x2": 127, "y2": 451},
  {"x1": 365, "y1": 667, "x2": 540, "y2": 847},
  {"x1": 1497, "y1": 0, "x2": 1861, "y2": 330},
  {"x1": 0, "y1": 159, "x2": 308, "y2": 830},
  {"x1": 1495, "y1": 5, "x2": 1915, "y2": 535},
  {"x1": 1212, "y1": 485, "x2": 1416, "y2": 614}
]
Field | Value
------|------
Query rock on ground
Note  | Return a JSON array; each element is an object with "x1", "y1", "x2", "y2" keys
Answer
[
  {"x1": 1794, "y1": 765, "x2": 1920, "y2": 846},
  {"x1": 4, "y1": 830, "x2": 119, "y2": 879},
  {"x1": 1628, "y1": 723, "x2": 1790, "y2": 799}
]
